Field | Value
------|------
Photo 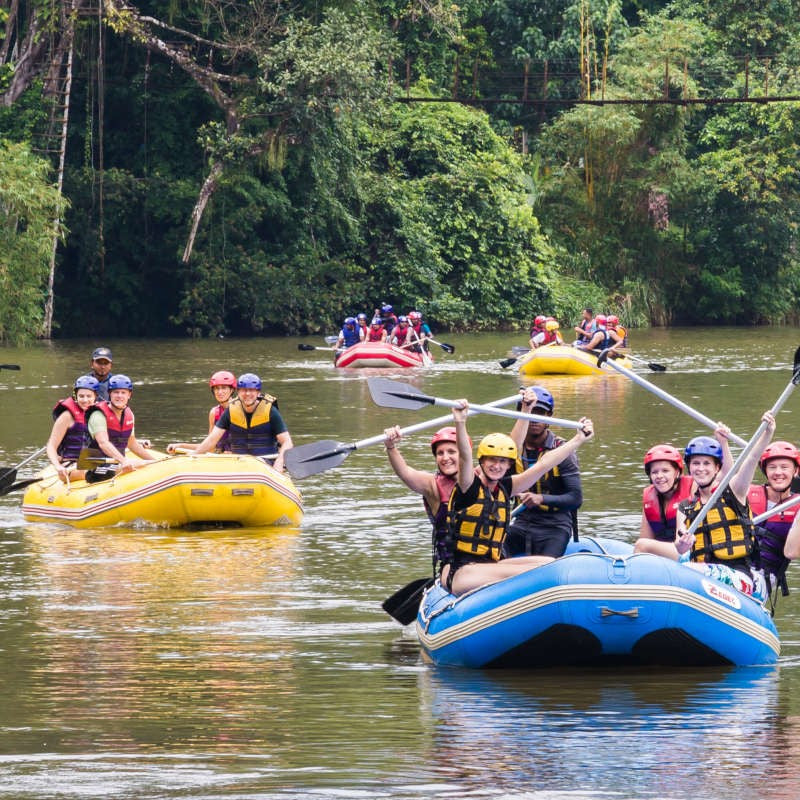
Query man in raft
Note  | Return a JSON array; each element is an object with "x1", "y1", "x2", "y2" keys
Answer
[{"x1": 179, "y1": 372, "x2": 294, "y2": 473}]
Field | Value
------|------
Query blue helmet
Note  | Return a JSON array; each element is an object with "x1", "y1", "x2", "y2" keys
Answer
[
  {"x1": 530, "y1": 386, "x2": 554, "y2": 413},
  {"x1": 74, "y1": 374, "x2": 100, "y2": 394},
  {"x1": 237, "y1": 372, "x2": 262, "y2": 390},
  {"x1": 381, "y1": 304, "x2": 393, "y2": 313},
  {"x1": 356, "y1": 313, "x2": 367, "y2": 321},
  {"x1": 344, "y1": 317, "x2": 356, "y2": 326},
  {"x1": 684, "y1": 436, "x2": 722, "y2": 464},
  {"x1": 108, "y1": 374, "x2": 133, "y2": 391}
]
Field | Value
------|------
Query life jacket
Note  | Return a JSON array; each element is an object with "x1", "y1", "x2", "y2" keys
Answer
[
  {"x1": 227, "y1": 395, "x2": 278, "y2": 456},
  {"x1": 748, "y1": 484, "x2": 797, "y2": 587},
  {"x1": 341, "y1": 326, "x2": 360, "y2": 348},
  {"x1": 541, "y1": 328, "x2": 561, "y2": 345},
  {"x1": 52, "y1": 397, "x2": 91, "y2": 461},
  {"x1": 642, "y1": 475, "x2": 694, "y2": 542},
  {"x1": 367, "y1": 326, "x2": 384, "y2": 342},
  {"x1": 87, "y1": 401, "x2": 135, "y2": 453},
  {"x1": 590, "y1": 326, "x2": 610, "y2": 350},
  {"x1": 683, "y1": 487, "x2": 756, "y2": 569},
  {"x1": 520, "y1": 436, "x2": 567, "y2": 508},
  {"x1": 423, "y1": 472, "x2": 457, "y2": 573},
  {"x1": 447, "y1": 472, "x2": 510, "y2": 562},
  {"x1": 392, "y1": 325, "x2": 411, "y2": 346},
  {"x1": 611, "y1": 325, "x2": 629, "y2": 347},
  {"x1": 212, "y1": 404, "x2": 231, "y2": 453}
]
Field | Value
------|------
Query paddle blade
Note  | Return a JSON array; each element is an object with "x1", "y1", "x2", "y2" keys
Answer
[
  {"x1": 0, "y1": 468, "x2": 17, "y2": 490},
  {"x1": 437, "y1": 342, "x2": 455, "y2": 354},
  {"x1": 648, "y1": 361, "x2": 667, "y2": 372},
  {"x1": 298, "y1": 343, "x2": 317, "y2": 351},
  {"x1": 793, "y1": 346, "x2": 800, "y2": 383},
  {"x1": 0, "y1": 364, "x2": 20, "y2": 371},
  {"x1": 596, "y1": 349, "x2": 612, "y2": 368},
  {"x1": 284, "y1": 439, "x2": 354, "y2": 479},
  {"x1": 382, "y1": 577, "x2": 433, "y2": 625},
  {"x1": 367, "y1": 377, "x2": 433, "y2": 410},
  {"x1": 498, "y1": 357, "x2": 518, "y2": 369},
  {"x1": 0, "y1": 477, "x2": 41, "y2": 496}
]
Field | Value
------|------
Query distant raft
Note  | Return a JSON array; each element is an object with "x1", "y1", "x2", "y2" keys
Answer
[
  {"x1": 518, "y1": 345, "x2": 633, "y2": 376},
  {"x1": 22, "y1": 452, "x2": 303, "y2": 528},
  {"x1": 417, "y1": 538, "x2": 779, "y2": 668},
  {"x1": 334, "y1": 342, "x2": 432, "y2": 369}
]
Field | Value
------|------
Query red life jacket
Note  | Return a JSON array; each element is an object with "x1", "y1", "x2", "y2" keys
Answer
[
  {"x1": 423, "y1": 472, "x2": 457, "y2": 572},
  {"x1": 52, "y1": 397, "x2": 91, "y2": 461},
  {"x1": 367, "y1": 326, "x2": 384, "y2": 342},
  {"x1": 642, "y1": 475, "x2": 694, "y2": 541},
  {"x1": 748, "y1": 484, "x2": 799, "y2": 577},
  {"x1": 88, "y1": 401, "x2": 135, "y2": 453}
]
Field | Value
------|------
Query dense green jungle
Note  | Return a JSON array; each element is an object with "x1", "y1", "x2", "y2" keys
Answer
[{"x1": 2, "y1": 0, "x2": 800, "y2": 342}]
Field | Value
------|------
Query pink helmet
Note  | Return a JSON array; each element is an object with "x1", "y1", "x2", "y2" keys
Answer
[
  {"x1": 430, "y1": 427, "x2": 470, "y2": 454},
  {"x1": 534, "y1": 315, "x2": 546, "y2": 327},
  {"x1": 643, "y1": 444, "x2": 684, "y2": 475},
  {"x1": 595, "y1": 314, "x2": 608, "y2": 326},
  {"x1": 759, "y1": 441, "x2": 800, "y2": 473},
  {"x1": 209, "y1": 370, "x2": 236, "y2": 388},
  {"x1": 607, "y1": 314, "x2": 619, "y2": 326}
]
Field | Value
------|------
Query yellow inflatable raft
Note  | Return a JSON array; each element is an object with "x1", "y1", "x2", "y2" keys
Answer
[
  {"x1": 518, "y1": 345, "x2": 633, "y2": 376},
  {"x1": 21, "y1": 452, "x2": 303, "y2": 528}
]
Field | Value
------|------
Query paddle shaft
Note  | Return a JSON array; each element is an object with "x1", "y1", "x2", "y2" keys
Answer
[
  {"x1": 598, "y1": 353, "x2": 748, "y2": 447},
  {"x1": 752, "y1": 494, "x2": 800, "y2": 525},
  {"x1": 686, "y1": 366, "x2": 800, "y2": 538},
  {"x1": 0, "y1": 445, "x2": 47, "y2": 483},
  {"x1": 418, "y1": 396, "x2": 583, "y2": 430}
]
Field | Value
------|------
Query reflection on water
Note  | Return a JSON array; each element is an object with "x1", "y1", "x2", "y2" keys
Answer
[{"x1": 2, "y1": 330, "x2": 800, "y2": 798}]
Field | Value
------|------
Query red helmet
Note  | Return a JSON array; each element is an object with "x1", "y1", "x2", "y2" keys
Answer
[
  {"x1": 607, "y1": 314, "x2": 619, "y2": 326},
  {"x1": 643, "y1": 444, "x2": 684, "y2": 475},
  {"x1": 759, "y1": 441, "x2": 800, "y2": 473},
  {"x1": 430, "y1": 426, "x2": 470, "y2": 454},
  {"x1": 209, "y1": 370, "x2": 236, "y2": 388},
  {"x1": 534, "y1": 315, "x2": 546, "y2": 327},
  {"x1": 595, "y1": 314, "x2": 608, "y2": 326}
]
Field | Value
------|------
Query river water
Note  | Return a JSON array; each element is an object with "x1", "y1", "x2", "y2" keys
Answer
[{"x1": 1, "y1": 328, "x2": 800, "y2": 799}]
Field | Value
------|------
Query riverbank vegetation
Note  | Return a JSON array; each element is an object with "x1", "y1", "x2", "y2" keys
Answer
[{"x1": 2, "y1": 0, "x2": 800, "y2": 340}]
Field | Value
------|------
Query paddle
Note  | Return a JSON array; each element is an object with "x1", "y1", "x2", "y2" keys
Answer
[
  {"x1": 499, "y1": 340, "x2": 559, "y2": 369},
  {"x1": 324, "y1": 335, "x2": 338, "y2": 345},
  {"x1": 0, "y1": 445, "x2": 47, "y2": 489},
  {"x1": 685, "y1": 345, "x2": 800, "y2": 540},
  {"x1": 368, "y1": 377, "x2": 585, "y2": 429},
  {"x1": 285, "y1": 393, "x2": 523, "y2": 479},
  {"x1": 427, "y1": 338, "x2": 455, "y2": 354},
  {"x1": 0, "y1": 364, "x2": 21, "y2": 371},
  {"x1": 752, "y1": 494, "x2": 800, "y2": 526},
  {"x1": 596, "y1": 349, "x2": 748, "y2": 448},
  {"x1": 580, "y1": 346, "x2": 665, "y2": 371},
  {"x1": 0, "y1": 477, "x2": 44, "y2": 496},
  {"x1": 298, "y1": 343, "x2": 337, "y2": 352}
]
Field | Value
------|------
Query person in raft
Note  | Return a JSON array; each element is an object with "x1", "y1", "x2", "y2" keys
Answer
[
  {"x1": 633, "y1": 424, "x2": 733, "y2": 558},
  {"x1": 748, "y1": 440, "x2": 800, "y2": 597},
  {"x1": 383, "y1": 424, "x2": 468, "y2": 578},
  {"x1": 675, "y1": 412, "x2": 776, "y2": 584},
  {"x1": 177, "y1": 373, "x2": 293, "y2": 473},
  {"x1": 167, "y1": 370, "x2": 237, "y2": 455},
  {"x1": 440, "y1": 400, "x2": 594, "y2": 596},
  {"x1": 83, "y1": 374, "x2": 159, "y2": 480},
  {"x1": 46, "y1": 375, "x2": 100, "y2": 482}
]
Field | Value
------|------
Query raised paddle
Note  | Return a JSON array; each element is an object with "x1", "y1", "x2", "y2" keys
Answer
[
  {"x1": 367, "y1": 377, "x2": 585, "y2": 429},
  {"x1": 0, "y1": 364, "x2": 21, "y2": 371},
  {"x1": 596, "y1": 349, "x2": 748, "y2": 447},
  {"x1": 0, "y1": 445, "x2": 47, "y2": 489},
  {"x1": 685, "y1": 345, "x2": 800, "y2": 540},
  {"x1": 285, "y1": 393, "x2": 523, "y2": 479}
]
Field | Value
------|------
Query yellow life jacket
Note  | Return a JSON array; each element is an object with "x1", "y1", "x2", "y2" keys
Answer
[
  {"x1": 447, "y1": 475, "x2": 510, "y2": 561},
  {"x1": 685, "y1": 487, "x2": 755, "y2": 564}
]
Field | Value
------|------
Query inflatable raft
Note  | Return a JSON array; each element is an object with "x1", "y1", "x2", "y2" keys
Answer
[
  {"x1": 334, "y1": 342, "x2": 431, "y2": 369},
  {"x1": 416, "y1": 538, "x2": 779, "y2": 668},
  {"x1": 21, "y1": 452, "x2": 303, "y2": 528},
  {"x1": 518, "y1": 345, "x2": 632, "y2": 376}
]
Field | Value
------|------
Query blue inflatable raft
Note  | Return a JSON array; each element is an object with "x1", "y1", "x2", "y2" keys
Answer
[{"x1": 416, "y1": 537, "x2": 780, "y2": 668}]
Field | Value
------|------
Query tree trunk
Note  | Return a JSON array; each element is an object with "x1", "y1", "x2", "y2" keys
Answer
[{"x1": 182, "y1": 160, "x2": 224, "y2": 263}]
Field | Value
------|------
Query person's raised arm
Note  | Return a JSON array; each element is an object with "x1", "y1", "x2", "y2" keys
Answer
[
  {"x1": 453, "y1": 400, "x2": 473, "y2": 492},
  {"x1": 729, "y1": 411, "x2": 776, "y2": 502},
  {"x1": 509, "y1": 388, "x2": 534, "y2": 452},
  {"x1": 511, "y1": 419, "x2": 594, "y2": 495},
  {"x1": 383, "y1": 426, "x2": 437, "y2": 498},
  {"x1": 714, "y1": 422, "x2": 734, "y2": 478}
]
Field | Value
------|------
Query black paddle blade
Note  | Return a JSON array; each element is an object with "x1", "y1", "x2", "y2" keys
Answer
[
  {"x1": 648, "y1": 361, "x2": 667, "y2": 372},
  {"x1": 793, "y1": 346, "x2": 800, "y2": 384},
  {"x1": 596, "y1": 349, "x2": 611, "y2": 368},
  {"x1": 284, "y1": 440, "x2": 354, "y2": 479},
  {"x1": 0, "y1": 468, "x2": 17, "y2": 490},
  {"x1": 0, "y1": 364, "x2": 21, "y2": 371},
  {"x1": 367, "y1": 377, "x2": 433, "y2": 410},
  {"x1": 438, "y1": 342, "x2": 455, "y2": 354},
  {"x1": 382, "y1": 577, "x2": 434, "y2": 625},
  {"x1": 498, "y1": 357, "x2": 518, "y2": 369},
  {"x1": 298, "y1": 343, "x2": 317, "y2": 351},
  {"x1": 0, "y1": 477, "x2": 41, "y2": 496}
]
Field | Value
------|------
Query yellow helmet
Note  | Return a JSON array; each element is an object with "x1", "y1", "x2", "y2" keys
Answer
[
  {"x1": 545, "y1": 319, "x2": 560, "y2": 332},
  {"x1": 477, "y1": 433, "x2": 523, "y2": 474}
]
